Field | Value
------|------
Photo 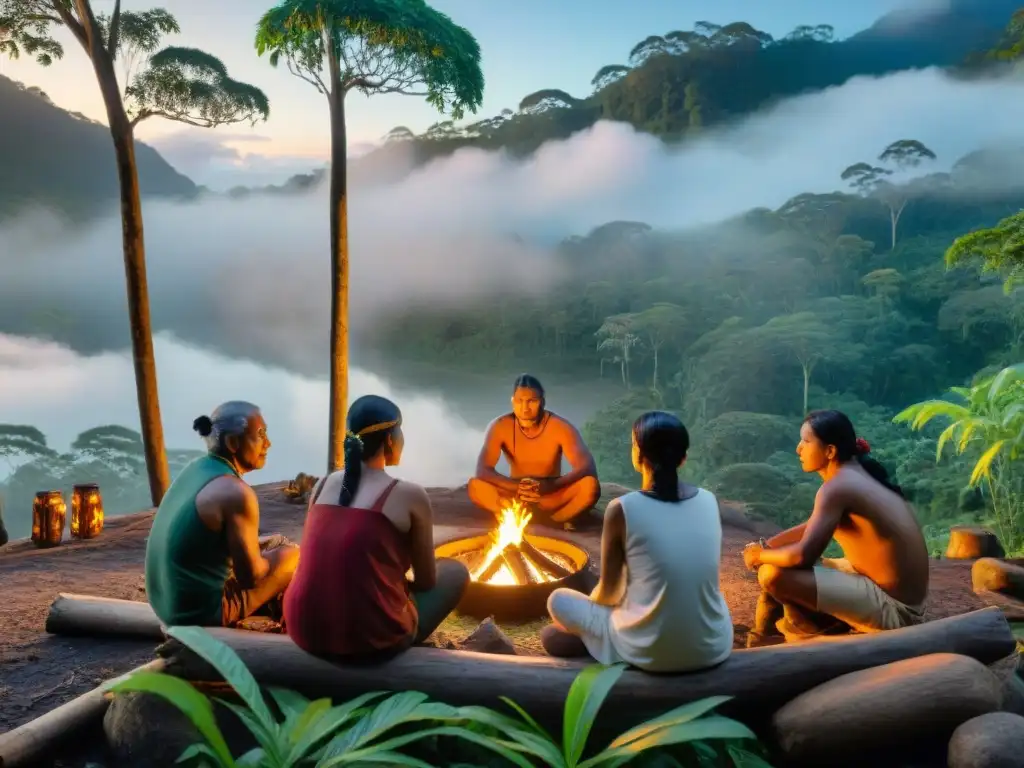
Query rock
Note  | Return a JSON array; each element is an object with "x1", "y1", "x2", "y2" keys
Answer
[
  {"x1": 460, "y1": 617, "x2": 517, "y2": 655},
  {"x1": 948, "y1": 712, "x2": 1024, "y2": 768},
  {"x1": 973, "y1": 558, "x2": 1024, "y2": 600},
  {"x1": 949, "y1": 527, "x2": 1005, "y2": 560},
  {"x1": 104, "y1": 690, "x2": 253, "y2": 767},
  {"x1": 772, "y1": 653, "x2": 1002, "y2": 766},
  {"x1": 1000, "y1": 672, "x2": 1024, "y2": 716}
]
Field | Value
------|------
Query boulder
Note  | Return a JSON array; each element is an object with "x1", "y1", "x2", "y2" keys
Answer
[
  {"x1": 772, "y1": 653, "x2": 1002, "y2": 765},
  {"x1": 948, "y1": 712, "x2": 1024, "y2": 768},
  {"x1": 973, "y1": 558, "x2": 1024, "y2": 600},
  {"x1": 1000, "y1": 672, "x2": 1024, "y2": 717},
  {"x1": 459, "y1": 617, "x2": 517, "y2": 655},
  {"x1": 104, "y1": 690, "x2": 253, "y2": 767},
  {"x1": 949, "y1": 527, "x2": 1005, "y2": 560}
]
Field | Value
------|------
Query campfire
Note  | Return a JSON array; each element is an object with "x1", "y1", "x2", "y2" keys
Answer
[
  {"x1": 469, "y1": 500, "x2": 573, "y2": 585},
  {"x1": 435, "y1": 500, "x2": 591, "y2": 621}
]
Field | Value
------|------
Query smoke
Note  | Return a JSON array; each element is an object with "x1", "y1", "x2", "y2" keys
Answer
[{"x1": 2, "y1": 65, "x2": 1024, "y2": 375}]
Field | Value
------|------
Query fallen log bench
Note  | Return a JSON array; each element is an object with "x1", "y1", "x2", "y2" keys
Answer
[
  {"x1": 156, "y1": 608, "x2": 1016, "y2": 731},
  {"x1": 46, "y1": 593, "x2": 165, "y2": 640}
]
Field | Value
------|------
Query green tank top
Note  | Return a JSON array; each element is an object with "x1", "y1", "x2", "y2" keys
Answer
[{"x1": 145, "y1": 453, "x2": 239, "y2": 625}]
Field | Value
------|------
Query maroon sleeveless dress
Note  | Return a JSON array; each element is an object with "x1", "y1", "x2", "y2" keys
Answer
[{"x1": 284, "y1": 479, "x2": 418, "y2": 657}]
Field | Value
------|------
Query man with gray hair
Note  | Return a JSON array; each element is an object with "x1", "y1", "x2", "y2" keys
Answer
[{"x1": 145, "y1": 401, "x2": 299, "y2": 628}]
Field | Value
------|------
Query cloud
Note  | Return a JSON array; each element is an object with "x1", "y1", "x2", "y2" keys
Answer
[
  {"x1": 3, "y1": 66, "x2": 1024, "y2": 377},
  {"x1": 0, "y1": 332, "x2": 485, "y2": 534},
  {"x1": 147, "y1": 128, "x2": 324, "y2": 189}
]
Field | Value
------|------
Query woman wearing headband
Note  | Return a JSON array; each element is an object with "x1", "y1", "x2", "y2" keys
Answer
[{"x1": 285, "y1": 394, "x2": 469, "y2": 659}]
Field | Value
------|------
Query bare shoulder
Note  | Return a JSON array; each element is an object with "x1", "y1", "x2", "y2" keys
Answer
[
  {"x1": 604, "y1": 496, "x2": 625, "y2": 520},
  {"x1": 203, "y1": 474, "x2": 255, "y2": 514},
  {"x1": 548, "y1": 412, "x2": 581, "y2": 436},
  {"x1": 394, "y1": 479, "x2": 431, "y2": 507},
  {"x1": 485, "y1": 414, "x2": 513, "y2": 439}
]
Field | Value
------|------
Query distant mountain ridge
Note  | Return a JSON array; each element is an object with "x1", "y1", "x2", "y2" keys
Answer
[
  {"x1": 1, "y1": 0, "x2": 1018, "y2": 217},
  {"x1": 0, "y1": 75, "x2": 197, "y2": 221},
  {"x1": 350, "y1": 0, "x2": 1019, "y2": 180}
]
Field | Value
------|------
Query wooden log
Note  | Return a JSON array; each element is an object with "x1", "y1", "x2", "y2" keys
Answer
[
  {"x1": 475, "y1": 547, "x2": 506, "y2": 582},
  {"x1": 502, "y1": 547, "x2": 535, "y2": 585},
  {"x1": 45, "y1": 593, "x2": 164, "y2": 639},
  {"x1": 0, "y1": 659, "x2": 165, "y2": 768},
  {"x1": 947, "y1": 525, "x2": 1005, "y2": 560},
  {"x1": 159, "y1": 607, "x2": 1015, "y2": 732},
  {"x1": 520, "y1": 539, "x2": 572, "y2": 579}
]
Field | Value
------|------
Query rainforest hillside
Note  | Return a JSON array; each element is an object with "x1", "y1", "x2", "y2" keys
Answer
[
  {"x1": 365, "y1": 138, "x2": 1024, "y2": 547},
  {"x1": 0, "y1": 75, "x2": 198, "y2": 222},
  {"x1": 354, "y1": 0, "x2": 1019, "y2": 177}
]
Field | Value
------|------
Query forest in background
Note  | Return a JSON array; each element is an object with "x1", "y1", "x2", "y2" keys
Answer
[
  {"x1": 366, "y1": 132, "x2": 1024, "y2": 554},
  {"x1": 3, "y1": 4, "x2": 1024, "y2": 549}
]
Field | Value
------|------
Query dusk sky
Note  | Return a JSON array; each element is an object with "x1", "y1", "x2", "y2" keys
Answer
[{"x1": 2, "y1": 0, "x2": 943, "y2": 185}]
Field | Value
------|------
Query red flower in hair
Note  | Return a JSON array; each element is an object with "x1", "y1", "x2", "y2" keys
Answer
[{"x1": 855, "y1": 437, "x2": 871, "y2": 456}]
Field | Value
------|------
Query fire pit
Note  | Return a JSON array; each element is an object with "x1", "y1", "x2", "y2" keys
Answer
[{"x1": 434, "y1": 500, "x2": 591, "y2": 622}]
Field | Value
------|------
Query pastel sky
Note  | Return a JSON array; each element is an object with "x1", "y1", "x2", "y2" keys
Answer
[{"x1": 1, "y1": 0, "x2": 941, "y2": 182}]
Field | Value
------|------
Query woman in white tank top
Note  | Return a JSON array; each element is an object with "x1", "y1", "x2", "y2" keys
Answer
[{"x1": 541, "y1": 411, "x2": 733, "y2": 672}]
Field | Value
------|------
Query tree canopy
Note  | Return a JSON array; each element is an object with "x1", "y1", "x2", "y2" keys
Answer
[{"x1": 254, "y1": 0, "x2": 483, "y2": 118}]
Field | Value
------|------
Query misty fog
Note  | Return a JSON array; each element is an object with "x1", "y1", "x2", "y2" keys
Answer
[
  {"x1": 2, "y1": 66, "x2": 1024, "y2": 378},
  {"x1": 0, "y1": 333, "x2": 485, "y2": 489}
]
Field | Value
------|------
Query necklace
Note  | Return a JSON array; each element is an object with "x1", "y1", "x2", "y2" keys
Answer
[{"x1": 516, "y1": 412, "x2": 550, "y2": 440}]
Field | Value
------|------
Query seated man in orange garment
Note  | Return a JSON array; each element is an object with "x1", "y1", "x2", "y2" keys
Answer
[{"x1": 468, "y1": 374, "x2": 601, "y2": 530}]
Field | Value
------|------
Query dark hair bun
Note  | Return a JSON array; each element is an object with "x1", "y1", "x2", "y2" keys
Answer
[{"x1": 193, "y1": 415, "x2": 213, "y2": 437}]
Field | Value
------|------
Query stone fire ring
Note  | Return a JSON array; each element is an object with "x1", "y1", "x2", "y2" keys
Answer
[{"x1": 434, "y1": 532, "x2": 592, "y2": 623}]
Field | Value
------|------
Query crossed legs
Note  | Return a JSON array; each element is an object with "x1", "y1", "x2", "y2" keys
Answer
[
  {"x1": 467, "y1": 476, "x2": 601, "y2": 525},
  {"x1": 221, "y1": 534, "x2": 300, "y2": 627}
]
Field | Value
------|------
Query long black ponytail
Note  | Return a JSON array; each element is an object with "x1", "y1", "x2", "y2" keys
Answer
[
  {"x1": 338, "y1": 395, "x2": 403, "y2": 506},
  {"x1": 633, "y1": 411, "x2": 690, "y2": 502}
]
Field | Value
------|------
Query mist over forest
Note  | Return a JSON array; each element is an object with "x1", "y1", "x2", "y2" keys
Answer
[{"x1": 3, "y1": 3, "x2": 1024, "y2": 553}]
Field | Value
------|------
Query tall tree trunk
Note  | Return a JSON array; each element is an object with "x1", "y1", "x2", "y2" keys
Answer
[
  {"x1": 889, "y1": 200, "x2": 907, "y2": 251},
  {"x1": 802, "y1": 363, "x2": 811, "y2": 415},
  {"x1": 326, "y1": 46, "x2": 349, "y2": 473},
  {"x1": 78, "y1": 3, "x2": 169, "y2": 504},
  {"x1": 652, "y1": 345, "x2": 659, "y2": 391}
]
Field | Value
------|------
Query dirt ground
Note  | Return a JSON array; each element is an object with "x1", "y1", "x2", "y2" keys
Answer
[{"x1": 0, "y1": 481, "x2": 989, "y2": 735}]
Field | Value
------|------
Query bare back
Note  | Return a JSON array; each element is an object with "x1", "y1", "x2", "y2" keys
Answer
[
  {"x1": 487, "y1": 412, "x2": 577, "y2": 478},
  {"x1": 311, "y1": 470, "x2": 414, "y2": 533},
  {"x1": 829, "y1": 465, "x2": 929, "y2": 605}
]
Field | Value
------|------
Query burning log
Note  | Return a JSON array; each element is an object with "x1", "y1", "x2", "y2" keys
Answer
[
  {"x1": 475, "y1": 547, "x2": 509, "y2": 583},
  {"x1": 521, "y1": 538, "x2": 572, "y2": 580},
  {"x1": 502, "y1": 547, "x2": 536, "y2": 585}
]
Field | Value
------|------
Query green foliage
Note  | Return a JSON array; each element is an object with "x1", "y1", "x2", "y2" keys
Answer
[
  {"x1": 354, "y1": 7, "x2": 1012, "y2": 163},
  {"x1": 946, "y1": 210, "x2": 1024, "y2": 293},
  {"x1": 457, "y1": 663, "x2": 765, "y2": 767},
  {"x1": 0, "y1": 2, "x2": 269, "y2": 129},
  {"x1": 127, "y1": 46, "x2": 271, "y2": 127},
  {"x1": 895, "y1": 364, "x2": 1024, "y2": 552},
  {"x1": 109, "y1": 628, "x2": 769, "y2": 767},
  {"x1": 255, "y1": 0, "x2": 483, "y2": 121},
  {"x1": 0, "y1": 424, "x2": 202, "y2": 538}
]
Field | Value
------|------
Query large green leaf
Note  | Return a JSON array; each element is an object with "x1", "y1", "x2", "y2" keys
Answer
[
  {"x1": 320, "y1": 725, "x2": 536, "y2": 768},
  {"x1": 319, "y1": 691, "x2": 432, "y2": 758},
  {"x1": 166, "y1": 627, "x2": 278, "y2": 735},
  {"x1": 108, "y1": 671, "x2": 235, "y2": 767},
  {"x1": 606, "y1": 696, "x2": 733, "y2": 749},
  {"x1": 289, "y1": 691, "x2": 391, "y2": 760},
  {"x1": 580, "y1": 716, "x2": 756, "y2": 768},
  {"x1": 499, "y1": 695, "x2": 552, "y2": 739},
  {"x1": 267, "y1": 686, "x2": 312, "y2": 726},
  {"x1": 564, "y1": 664, "x2": 627, "y2": 766},
  {"x1": 217, "y1": 698, "x2": 285, "y2": 762},
  {"x1": 453, "y1": 704, "x2": 563, "y2": 765}
]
